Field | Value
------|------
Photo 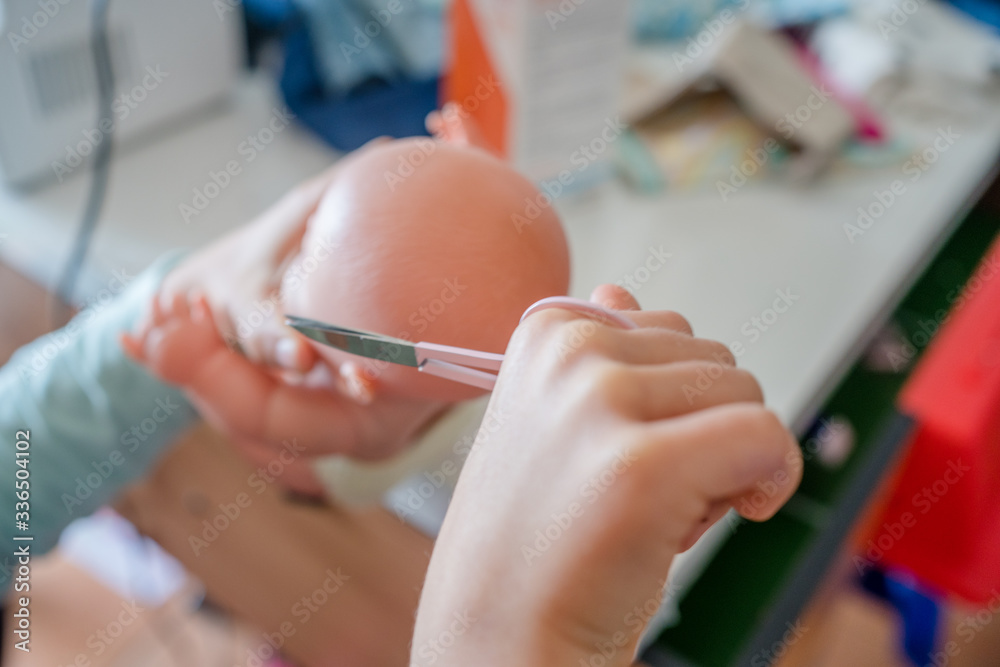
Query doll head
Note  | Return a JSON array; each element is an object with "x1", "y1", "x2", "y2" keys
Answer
[{"x1": 281, "y1": 137, "x2": 571, "y2": 404}]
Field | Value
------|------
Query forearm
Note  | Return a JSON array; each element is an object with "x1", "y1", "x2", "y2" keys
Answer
[{"x1": 0, "y1": 254, "x2": 198, "y2": 571}]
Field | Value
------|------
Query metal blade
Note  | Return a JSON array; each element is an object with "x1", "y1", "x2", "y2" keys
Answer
[{"x1": 285, "y1": 316, "x2": 419, "y2": 367}]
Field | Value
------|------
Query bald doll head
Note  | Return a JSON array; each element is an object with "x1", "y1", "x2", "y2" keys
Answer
[{"x1": 281, "y1": 138, "x2": 570, "y2": 403}]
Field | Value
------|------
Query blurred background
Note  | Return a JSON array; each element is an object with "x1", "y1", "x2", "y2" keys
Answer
[{"x1": 1, "y1": 0, "x2": 1000, "y2": 665}]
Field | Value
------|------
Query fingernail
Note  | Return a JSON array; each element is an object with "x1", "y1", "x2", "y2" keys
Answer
[{"x1": 275, "y1": 338, "x2": 299, "y2": 369}]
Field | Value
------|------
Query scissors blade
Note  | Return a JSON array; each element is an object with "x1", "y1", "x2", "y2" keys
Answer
[{"x1": 285, "y1": 315, "x2": 420, "y2": 367}]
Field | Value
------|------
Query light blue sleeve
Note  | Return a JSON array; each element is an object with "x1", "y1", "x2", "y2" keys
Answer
[{"x1": 0, "y1": 253, "x2": 199, "y2": 576}]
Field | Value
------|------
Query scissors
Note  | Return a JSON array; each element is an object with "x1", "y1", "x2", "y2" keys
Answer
[{"x1": 285, "y1": 296, "x2": 637, "y2": 391}]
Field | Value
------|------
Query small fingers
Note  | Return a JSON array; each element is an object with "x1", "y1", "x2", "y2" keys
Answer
[
  {"x1": 149, "y1": 293, "x2": 165, "y2": 324},
  {"x1": 190, "y1": 291, "x2": 218, "y2": 327},
  {"x1": 120, "y1": 332, "x2": 143, "y2": 361},
  {"x1": 168, "y1": 291, "x2": 189, "y2": 319},
  {"x1": 231, "y1": 438, "x2": 326, "y2": 497}
]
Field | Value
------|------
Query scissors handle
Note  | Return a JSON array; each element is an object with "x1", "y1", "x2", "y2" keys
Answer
[
  {"x1": 415, "y1": 342, "x2": 504, "y2": 371},
  {"x1": 520, "y1": 296, "x2": 639, "y2": 330},
  {"x1": 419, "y1": 359, "x2": 499, "y2": 390}
]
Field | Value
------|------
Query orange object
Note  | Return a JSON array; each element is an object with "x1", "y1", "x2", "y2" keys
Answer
[
  {"x1": 441, "y1": 0, "x2": 630, "y2": 184},
  {"x1": 442, "y1": 0, "x2": 508, "y2": 156}
]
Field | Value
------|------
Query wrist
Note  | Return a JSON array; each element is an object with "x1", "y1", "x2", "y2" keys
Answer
[{"x1": 410, "y1": 604, "x2": 635, "y2": 667}]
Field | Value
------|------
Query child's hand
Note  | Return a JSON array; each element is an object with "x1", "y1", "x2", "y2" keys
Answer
[
  {"x1": 412, "y1": 286, "x2": 802, "y2": 667},
  {"x1": 122, "y1": 292, "x2": 223, "y2": 386},
  {"x1": 122, "y1": 288, "x2": 449, "y2": 487}
]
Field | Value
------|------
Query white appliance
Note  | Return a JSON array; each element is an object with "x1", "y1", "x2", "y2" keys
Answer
[{"x1": 0, "y1": 0, "x2": 243, "y2": 187}]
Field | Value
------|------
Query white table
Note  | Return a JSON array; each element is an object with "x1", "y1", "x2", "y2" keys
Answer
[{"x1": 559, "y1": 114, "x2": 1000, "y2": 435}]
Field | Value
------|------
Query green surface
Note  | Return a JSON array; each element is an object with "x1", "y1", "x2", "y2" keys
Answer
[{"x1": 653, "y1": 209, "x2": 1000, "y2": 667}]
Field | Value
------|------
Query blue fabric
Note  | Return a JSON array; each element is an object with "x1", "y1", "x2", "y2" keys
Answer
[
  {"x1": 275, "y1": 0, "x2": 443, "y2": 152},
  {"x1": 242, "y1": 0, "x2": 298, "y2": 26},
  {"x1": 280, "y1": 22, "x2": 440, "y2": 151},
  {"x1": 860, "y1": 568, "x2": 942, "y2": 667},
  {"x1": 293, "y1": 0, "x2": 443, "y2": 95},
  {"x1": 632, "y1": 0, "x2": 850, "y2": 40},
  {"x1": 0, "y1": 254, "x2": 197, "y2": 586},
  {"x1": 886, "y1": 574, "x2": 942, "y2": 667},
  {"x1": 947, "y1": 0, "x2": 1000, "y2": 31}
]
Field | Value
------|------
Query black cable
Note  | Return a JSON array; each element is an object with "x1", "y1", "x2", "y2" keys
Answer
[{"x1": 51, "y1": 0, "x2": 115, "y2": 325}]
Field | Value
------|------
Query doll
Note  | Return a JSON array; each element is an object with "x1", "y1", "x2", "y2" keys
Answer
[{"x1": 124, "y1": 132, "x2": 570, "y2": 494}]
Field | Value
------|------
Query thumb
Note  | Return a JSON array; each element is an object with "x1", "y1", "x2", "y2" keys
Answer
[{"x1": 590, "y1": 284, "x2": 640, "y2": 311}]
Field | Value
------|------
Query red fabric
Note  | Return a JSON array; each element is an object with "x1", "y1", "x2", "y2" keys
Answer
[{"x1": 869, "y1": 235, "x2": 1000, "y2": 604}]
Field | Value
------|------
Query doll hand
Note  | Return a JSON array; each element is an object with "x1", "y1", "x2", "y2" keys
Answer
[
  {"x1": 426, "y1": 103, "x2": 493, "y2": 152},
  {"x1": 122, "y1": 292, "x2": 224, "y2": 387}
]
